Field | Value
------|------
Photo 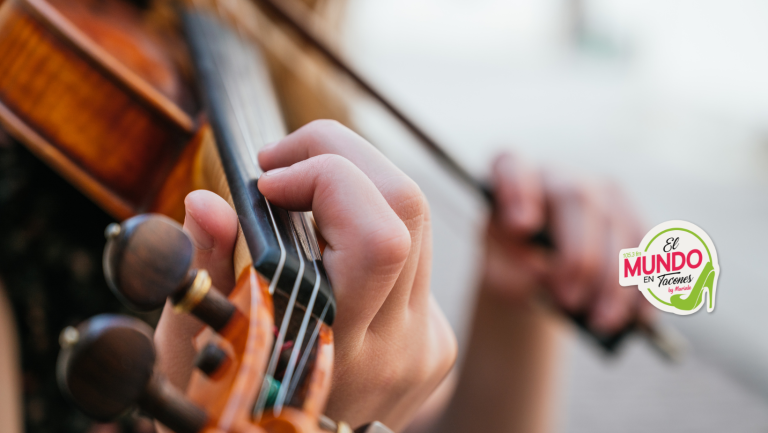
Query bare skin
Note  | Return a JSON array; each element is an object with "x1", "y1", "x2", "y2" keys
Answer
[{"x1": 481, "y1": 153, "x2": 653, "y2": 333}]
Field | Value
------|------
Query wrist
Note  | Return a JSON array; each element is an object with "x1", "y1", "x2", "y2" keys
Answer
[
  {"x1": 432, "y1": 286, "x2": 561, "y2": 433},
  {"x1": 478, "y1": 261, "x2": 542, "y2": 308}
]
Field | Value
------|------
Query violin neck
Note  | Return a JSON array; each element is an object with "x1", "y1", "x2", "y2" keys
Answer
[{"x1": 181, "y1": 7, "x2": 335, "y2": 325}]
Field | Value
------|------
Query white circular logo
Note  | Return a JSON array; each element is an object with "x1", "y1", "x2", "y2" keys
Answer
[{"x1": 619, "y1": 220, "x2": 719, "y2": 315}]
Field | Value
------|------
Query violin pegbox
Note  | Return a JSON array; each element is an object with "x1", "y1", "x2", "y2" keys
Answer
[
  {"x1": 101, "y1": 213, "x2": 328, "y2": 432},
  {"x1": 100, "y1": 213, "x2": 275, "y2": 430},
  {"x1": 61, "y1": 213, "x2": 351, "y2": 432}
]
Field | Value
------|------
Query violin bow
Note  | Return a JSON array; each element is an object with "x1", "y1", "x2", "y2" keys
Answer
[{"x1": 250, "y1": 0, "x2": 685, "y2": 361}]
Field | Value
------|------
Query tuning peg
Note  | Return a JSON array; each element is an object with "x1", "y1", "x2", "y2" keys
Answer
[
  {"x1": 57, "y1": 315, "x2": 155, "y2": 421},
  {"x1": 194, "y1": 342, "x2": 230, "y2": 378},
  {"x1": 103, "y1": 214, "x2": 236, "y2": 331},
  {"x1": 57, "y1": 314, "x2": 208, "y2": 433}
]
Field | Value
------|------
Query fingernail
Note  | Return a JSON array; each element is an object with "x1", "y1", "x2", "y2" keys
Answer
[
  {"x1": 262, "y1": 167, "x2": 288, "y2": 177},
  {"x1": 184, "y1": 210, "x2": 214, "y2": 250}
]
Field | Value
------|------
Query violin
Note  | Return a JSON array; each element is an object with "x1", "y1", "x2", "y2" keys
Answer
[{"x1": 0, "y1": 0, "x2": 386, "y2": 431}]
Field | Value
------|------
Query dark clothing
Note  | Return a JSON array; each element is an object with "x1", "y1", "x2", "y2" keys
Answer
[{"x1": 0, "y1": 139, "x2": 157, "y2": 433}]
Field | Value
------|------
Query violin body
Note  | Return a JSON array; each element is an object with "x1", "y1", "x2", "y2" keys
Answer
[{"x1": 0, "y1": 0, "x2": 202, "y2": 220}]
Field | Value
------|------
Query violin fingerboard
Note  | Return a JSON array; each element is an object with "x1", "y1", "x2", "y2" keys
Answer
[{"x1": 182, "y1": 8, "x2": 335, "y2": 325}]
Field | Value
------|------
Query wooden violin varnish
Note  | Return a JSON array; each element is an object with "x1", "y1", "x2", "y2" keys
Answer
[{"x1": 0, "y1": 0, "x2": 200, "y2": 220}]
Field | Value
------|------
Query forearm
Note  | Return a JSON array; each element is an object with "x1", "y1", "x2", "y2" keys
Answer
[{"x1": 429, "y1": 288, "x2": 561, "y2": 433}]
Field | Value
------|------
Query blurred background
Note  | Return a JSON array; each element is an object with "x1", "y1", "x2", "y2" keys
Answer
[{"x1": 337, "y1": 0, "x2": 768, "y2": 431}]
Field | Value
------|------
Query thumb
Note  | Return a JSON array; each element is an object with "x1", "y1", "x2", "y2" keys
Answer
[
  {"x1": 182, "y1": 190, "x2": 239, "y2": 294},
  {"x1": 154, "y1": 190, "x2": 238, "y2": 392}
]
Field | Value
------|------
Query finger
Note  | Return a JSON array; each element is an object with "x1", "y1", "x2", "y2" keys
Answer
[
  {"x1": 182, "y1": 190, "x2": 239, "y2": 292},
  {"x1": 491, "y1": 152, "x2": 546, "y2": 236},
  {"x1": 259, "y1": 120, "x2": 400, "y2": 189},
  {"x1": 544, "y1": 173, "x2": 604, "y2": 312},
  {"x1": 604, "y1": 182, "x2": 647, "y2": 246},
  {"x1": 258, "y1": 154, "x2": 412, "y2": 348},
  {"x1": 259, "y1": 121, "x2": 424, "y2": 241},
  {"x1": 589, "y1": 183, "x2": 650, "y2": 333},
  {"x1": 154, "y1": 190, "x2": 239, "y2": 391},
  {"x1": 588, "y1": 225, "x2": 636, "y2": 334},
  {"x1": 407, "y1": 204, "x2": 432, "y2": 313},
  {"x1": 259, "y1": 120, "x2": 429, "y2": 319}
]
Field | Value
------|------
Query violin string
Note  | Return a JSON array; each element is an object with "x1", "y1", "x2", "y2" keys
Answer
[
  {"x1": 197, "y1": 4, "x2": 286, "y2": 297},
  {"x1": 215, "y1": 0, "x2": 287, "y2": 297},
  {"x1": 285, "y1": 213, "x2": 332, "y2": 402},
  {"x1": 286, "y1": 300, "x2": 330, "y2": 402},
  {"x1": 272, "y1": 213, "x2": 323, "y2": 414},
  {"x1": 253, "y1": 214, "x2": 305, "y2": 419},
  {"x1": 197, "y1": 0, "x2": 335, "y2": 415},
  {"x1": 215, "y1": 0, "x2": 336, "y2": 412},
  {"x1": 222, "y1": 8, "x2": 302, "y2": 418},
  {"x1": 203, "y1": 3, "x2": 306, "y2": 418},
  {"x1": 263, "y1": 203, "x2": 287, "y2": 296},
  {"x1": 200, "y1": 2, "x2": 287, "y2": 419},
  {"x1": 189, "y1": 2, "x2": 295, "y2": 418}
]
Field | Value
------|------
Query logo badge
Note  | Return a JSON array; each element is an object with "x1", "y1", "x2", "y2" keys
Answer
[{"x1": 620, "y1": 220, "x2": 719, "y2": 315}]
